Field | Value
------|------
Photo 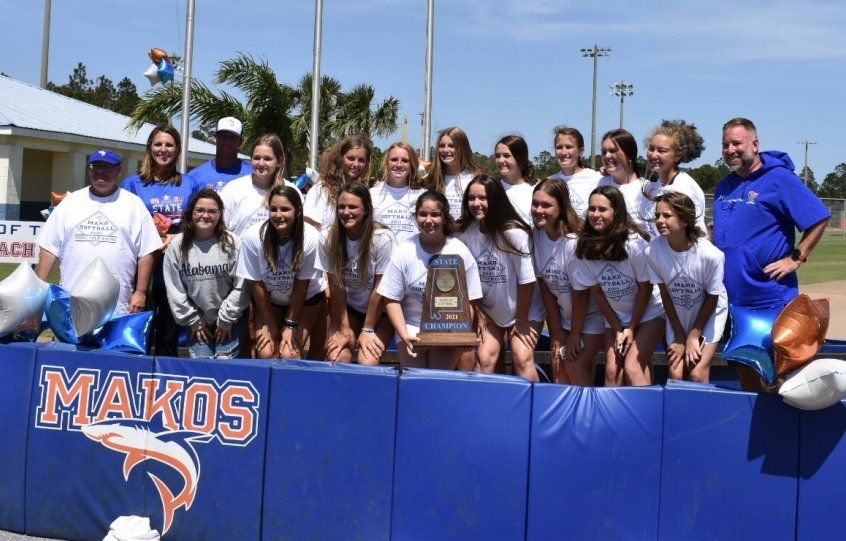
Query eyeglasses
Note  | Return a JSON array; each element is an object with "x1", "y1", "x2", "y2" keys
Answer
[{"x1": 193, "y1": 208, "x2": 220, "y2": 217}]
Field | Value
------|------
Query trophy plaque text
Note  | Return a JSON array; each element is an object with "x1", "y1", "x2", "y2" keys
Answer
[{"x1": 415, "y1": 254, "x2": 477, "y2": 347}]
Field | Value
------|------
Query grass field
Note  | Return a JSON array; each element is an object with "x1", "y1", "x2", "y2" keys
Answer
[{"x1": 2, "y1": 239, "x2": 845, "y2": 286}]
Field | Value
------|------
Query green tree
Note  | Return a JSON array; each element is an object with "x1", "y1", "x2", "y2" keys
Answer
[
  {"x1": 533, "y1": 150, "x2": 558, "y2": 179},
  {"x1": 686, "y1": 158, "x2": 730, "y2": 194},
  {"x1": 819, "y1": 164, "x2": 846, "y2": 199},
  {"x1": 473, "y1": 152, "x2": 497, "y2": 176},
  {"x1": 47, "y1": 62, "x2": 144, "y2": 118},
  {"x1": 130, "y1": 53, "x2": 400, "y2": 176}
]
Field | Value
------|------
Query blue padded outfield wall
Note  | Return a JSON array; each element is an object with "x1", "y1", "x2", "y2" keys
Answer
[{"x1": 1, "y1": 342, "x2": 845, "y2": 540}]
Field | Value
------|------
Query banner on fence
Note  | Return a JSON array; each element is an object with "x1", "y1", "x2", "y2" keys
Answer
[{"x1": 0, "y1": 221, "x2": 42, "y2": 263}]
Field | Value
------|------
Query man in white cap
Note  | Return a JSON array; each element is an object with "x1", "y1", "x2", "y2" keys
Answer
[
  {"x1": 190, "y1": 117, "x2": 253, "y2": 192},
  {"x1": 37, "y1": 149, "x2": 162, "y2": 316}
]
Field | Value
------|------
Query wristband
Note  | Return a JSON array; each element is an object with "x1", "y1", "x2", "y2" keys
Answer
[
  {"x1": 361, "y1": 327, "x2": 376, "y2": 334},
  {"x1": 283, "y1": 317, "x2": 299, "y2": 328}
]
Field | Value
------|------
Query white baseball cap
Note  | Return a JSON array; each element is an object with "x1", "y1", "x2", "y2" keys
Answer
[{"x1": 216, "y1": 117, "x2": 243, "y2": 138}]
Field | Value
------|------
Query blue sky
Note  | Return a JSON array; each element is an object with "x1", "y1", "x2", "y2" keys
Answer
[{"x1": 2, "y1": 0, "x2": 845, "y2": 181}]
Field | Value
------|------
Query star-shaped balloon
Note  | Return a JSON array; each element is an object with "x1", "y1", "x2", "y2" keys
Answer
[{"x1": 722, "y1": 303, "x2": 783, "y2": 385}]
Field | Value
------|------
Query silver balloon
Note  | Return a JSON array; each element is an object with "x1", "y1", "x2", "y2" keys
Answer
[
  {"x1": 70, "y1": 256, "x2": 119, "y2": 337},
  {"x1": 0, "y1": 262, "x2": 48, "y2": 335}
]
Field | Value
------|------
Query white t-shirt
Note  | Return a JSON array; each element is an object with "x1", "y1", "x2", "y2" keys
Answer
[
  {"x1": 303, "y1": 179, "x2": 337, "y2": 230},
  {"x1": 532, "y1": 229, "x2": 605, "y2": 334},
  {"x1": 316, "y1": 227, "x2": 397, "y2": 313},
  {"x1": 37, "y1": 187, "x2": 162, "y2": 316},
  {"x1": 550, "y1": 168, "x2": 602, "y2": 218},
  {"x1": 377, "y1": 235, "x2": 482, "y2": 328},
  {"x1": 220, "y1": 175, "x2": 304, "y2": 237},
  {"x1": 444, "y1": 170, "x2": 476, "y2": 220},
  {"x1": 458, "y1": 222, "x2": 536, "y2": 328},
  {"x1": 597, "y1": 176, "x2": 657, "y2": 237},
  {"x1": 654, "y1": 171, "x2": 708, "y2": 231},
  {"x1": 646, "y1": 236, "x2": 728, "y2": 344},
  {"x1": 370, "y1": 182, "x2": 426, "y2": 244},
  {"x1": 570, "y1": 234, "x2": 664, "y2": 328},
  {"x1": 235, "y1": 222, "x2": 326, "y2": 306},
  {"x1": 499, "y1": 179, "x2": 534, "y2": 225}
]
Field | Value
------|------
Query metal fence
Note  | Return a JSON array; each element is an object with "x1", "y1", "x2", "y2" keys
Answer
[{"x1": 703, "y1": 195, "x2": 846, "y2": 240}]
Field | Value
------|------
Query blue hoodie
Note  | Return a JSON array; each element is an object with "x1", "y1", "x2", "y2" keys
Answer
[{"x1": 713, "y1": 151, "x2": 830, "y2": 307}]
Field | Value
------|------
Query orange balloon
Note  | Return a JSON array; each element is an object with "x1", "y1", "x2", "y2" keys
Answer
[
  {"x1": 419, "y1": 160, "x2": 432, "y2": 173},
  {"x1": 149, "y1": 48, "x2": 169, "y2": 63},
  {"x1": 51, "y1": 192, "x2": 67, "y2": 206},
  {"x1": 772, "y1": 294, "x2": 830, "y2": 376}
]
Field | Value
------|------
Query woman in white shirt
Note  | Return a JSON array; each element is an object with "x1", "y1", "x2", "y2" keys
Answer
[
  {"x1": 494, "y1": 135, "x2": 537, "y2": 225},
  {"x1": 644, "y1": 120, "x2": 708, "y2": 230},
  {"x1": 236, "y1": 185, "x2": 326, "y2": 359},
  {"x1": 370, "y1": 142, "x2": 430, "y2": 244},
  {"x1": 457, "y1": 174, "x2": 540, "y2": 381},
  {"x1": 647, "y1": 192, "x2": 727, "y2": 383},
  {"x1": 531, "y1": 178, "x2": 605, "y2": 386},
  {"x1": 317, "y1": 182, "x2": 397, "y2": 364},
  {"x1": 305, "y1": 134, "x2": 373, "y2": 230},
  {"x1": 597, "y1": 129, "x2": 656, "y2": 236},
  {"x1": 377, "y1": 190, "x2": 482, "y2": 370},
  {"x1": 425, "y1": 127, "x2": 482, "y2": 220},
  {"x1": 572, "y1": 185, "x2": 665, "y2": 386},
  {"x1": 548, "y1": 126, "x2": 602, "y2": 218},
  {"x1": 221, "y1": 134, "x2": 303, "y2": 237}
]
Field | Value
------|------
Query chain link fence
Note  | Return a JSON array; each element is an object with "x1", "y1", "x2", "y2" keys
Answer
[{"x1": 703, "y1": 195, "x2": 846, "y2": 240}]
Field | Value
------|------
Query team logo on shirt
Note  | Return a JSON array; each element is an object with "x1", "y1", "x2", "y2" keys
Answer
[
  {"x1": 569, "y1": 192, "x2": 585, "y2": 214},
  {"x1": 262, "y1": 267, "x2": 294, "y2": 294},
  {"x1": 378, "y1": 203, "x2": 415, "y2": 232},
  {"x1": 541, "y1": 256, "x2": 571, "y2": 294},
  {"x1": 477, "y1": 249, "x2": 506, "y2": 285},
  {"x1": 409, "y1": 271, "x2": 427, "y2": 302},
  {"x1": 74, "y1": 211, "x2": 118, "y2": 245},
  {"x1": 667, "y1": 271, "x2": 704, "y2": 309},
  {"x1": 746, "y1": 191, "x2": 759, "y2": 205},
  {"x1": 343, "y1": 260, "x2": 373, "y2": 291},
  {"x1": 598, "y1": 264, "x2": 636, "y2": 299}
]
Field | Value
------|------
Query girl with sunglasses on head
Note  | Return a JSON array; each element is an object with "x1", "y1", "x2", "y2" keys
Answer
[
  {"x1": 571, "y1": 185, "x2": 665, "y2": 386},
  {"x1": 305, "y1": 134, "x2": 374, "y2": 230},
  {"x1": 457, "y1": 174, "x2": 542, "y2": 381},
  {"x1": 236, "y1": 185, "x2": 326, "y2": 359},
  {"x1": 646, "y1": 192, "x2": 727, "y2": 382},
  {"x1": 426, "y1": 127, "x2": 483, "y2": 220},
  {"x1": 377, "y1": 190, "x2": 482, "y2": 370},
  {"x1": 317, "y1": 183, "x2": 397, "y2": 364},
  {"x1": 163, "y1": 189, "x2": 250, "y2": 358}
]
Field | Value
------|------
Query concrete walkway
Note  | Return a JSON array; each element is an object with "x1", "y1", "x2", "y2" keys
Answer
[{"x1": 800, "y1": 280, "x2": 846, "y2": 339}]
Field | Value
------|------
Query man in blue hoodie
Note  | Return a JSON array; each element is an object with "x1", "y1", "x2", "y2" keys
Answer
[
  {"x1": 714, "y1": 118, "x2": 829, "y2": 389},
  {"x1": 714, "y1": 117, "x2": 829, "y2": 308}
]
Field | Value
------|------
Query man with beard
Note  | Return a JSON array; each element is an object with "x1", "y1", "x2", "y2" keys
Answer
[{"x1": 713, "y1": 118, "x2": 829, "y2": 389}]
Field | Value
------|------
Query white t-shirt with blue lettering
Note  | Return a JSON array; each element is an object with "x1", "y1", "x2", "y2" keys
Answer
[
  {"x1": 570, "y1": 234, "x2": 664, "y2": 329},
  {"x1": 550, "y1": 168, "x2": 602, "y2": 218},
  {"x1": 532, "y1": 230, "x2": 605, "y2": 334},
  {"x1": 459, "y1": 222, "x2": 536, "y2": 328},
  {"x1": 220, "y1": 175, "x2": 304, "y2": 237},
  {"x1": 377, "y1": 235, "x2": 482, "y2": 328},
  {"x1": 370, "y1": 182, "x2": 426, "y2": 244},
  {"x1": 316, "y1": 227, "x2": 397, "y2": 313},
  {"x1": 646, "y1": 236, "x2": 727, "y2": 344},
  {"x1": 235, "y1": 222, "x2": 326, "y2": 306}
]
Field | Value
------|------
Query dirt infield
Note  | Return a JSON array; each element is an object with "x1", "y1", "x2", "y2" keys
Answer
[{"x1": 800, "y1": 280, "x2": 846, "y2": 339}]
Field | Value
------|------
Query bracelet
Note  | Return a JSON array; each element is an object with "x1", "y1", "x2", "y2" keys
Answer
[
  {"x1": 361, "y1": 327, "x2": 376, "y2": 334},
  {"x1": 283, "y1": 317, "x2": 299, "y2": 328}
]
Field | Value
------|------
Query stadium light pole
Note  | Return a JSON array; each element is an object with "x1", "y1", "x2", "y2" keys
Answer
[
  {"x1": 421, "y1": 0, "x2": 435, "y2": 161},
  {"x1": 308, "y1": 0, "x2": 325, "y2": 171},
  {"x1": 40, "y1": 0, "x2": 52, "y2": 88},
  {"x1": 797, "y1": 140, "x2": 817, "y2": 186},
  {"x1": 178, "y1": 0, "x2": 196, "y2": 173},
  {"x1": 610, "y1": 81, "x2": 634, "y2": 129},
  {"x1": 581, "y1": 45, "x2": 611, "y2": 169}
]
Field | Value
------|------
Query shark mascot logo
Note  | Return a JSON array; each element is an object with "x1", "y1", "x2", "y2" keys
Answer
[{"x1": 34, "y1": 365, "x2": 260, "y2": 535}]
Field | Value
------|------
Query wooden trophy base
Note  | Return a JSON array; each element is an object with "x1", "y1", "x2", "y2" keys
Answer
[{"x1": 415, "y1": 330, "x2": 478, "y2": 348}]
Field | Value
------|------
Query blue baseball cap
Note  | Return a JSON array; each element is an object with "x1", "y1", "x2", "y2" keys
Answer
[{"x1": 87, "y1": 149, "x2": 122, "y2": 166}]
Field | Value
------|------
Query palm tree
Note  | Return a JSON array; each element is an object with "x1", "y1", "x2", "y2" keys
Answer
[{"x1": 129, "y1": 53, "x2": 400, "y2": 173}]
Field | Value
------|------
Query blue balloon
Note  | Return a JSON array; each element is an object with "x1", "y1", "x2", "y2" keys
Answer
[
  {"x1": 722, "y1": 303, "x2": 783, "y2": 385},
  {"x1": 86, "y1": 311, "x2": 153, "y2": 354},
  {"x1": 293, "y1": 172, "x2": 310, "y2": 190},
  {"x1": 157, "y1": 58, "x2": 175, "y2": 84},
  {"x1": 45, "y1": 284, "x2": 82, "y2": 344}
]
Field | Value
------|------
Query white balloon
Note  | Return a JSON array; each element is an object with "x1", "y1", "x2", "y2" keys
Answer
[
  {"x1": 0, "y1": 262, "x2": 48, "y2": 335},
  {"x1": 779, "y1": 358, "x2": 846, "y2": 411},
  {"x1": 143, "y1": 63, "x2": 160, "y2": 86},
  {"x1": 71, "y1": 256, "x2": 119, "y2": 337}
]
